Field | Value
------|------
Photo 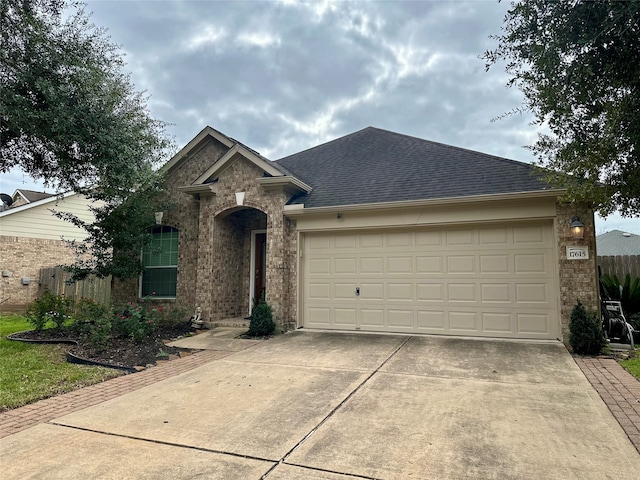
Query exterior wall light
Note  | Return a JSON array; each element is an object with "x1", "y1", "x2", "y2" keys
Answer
[{"x1": 570, "y1": 215, "x2": 585, "y2": 239}]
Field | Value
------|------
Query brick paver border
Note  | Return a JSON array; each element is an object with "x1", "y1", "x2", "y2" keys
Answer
[
  {"x1": 574, "y1": 356, "x2": 640, "y2": 454},
  {"x1": 0, "y1": 350, "x2": 230, "y2": 438}
]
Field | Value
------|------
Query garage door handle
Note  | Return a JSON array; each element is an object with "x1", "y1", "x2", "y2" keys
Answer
[{"x1": 355, "y1": 287, "x2": 360, "y2": 296}]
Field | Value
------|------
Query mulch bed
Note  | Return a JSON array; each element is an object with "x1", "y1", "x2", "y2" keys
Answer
[{"x1": 9, "y1": 323, "x2": 197, "y2": 370}]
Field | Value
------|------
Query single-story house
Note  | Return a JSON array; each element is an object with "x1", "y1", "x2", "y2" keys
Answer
[
  {"x1": 113, "y1": 126, "x2": 599, "y2": 342},
  {"x1": 596, "y1": 230, "x2": 640, "y2": 257},
  {"x1": 0, "y1": 190, "x2": 98, "y2": 311}
]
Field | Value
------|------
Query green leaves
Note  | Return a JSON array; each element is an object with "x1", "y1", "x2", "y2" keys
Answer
[
  {"x1": 0, "y1": 0, "x2": 173, "y2": 200},
  {"x1": 484, "y1": 0, "x2": 640, "y2": 217},
  {"x1": 1, "y1": 0, "x2": 176, "y2": 279}
]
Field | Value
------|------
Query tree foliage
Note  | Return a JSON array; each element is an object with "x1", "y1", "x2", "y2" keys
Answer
[
  {"x1": 1, "y1": 0, "x2": 171, "y2": 197},
  {"x1": 1, "y1": 0, "x2": 175, "y2": 279},
  {"x1": 484, "y1": 0, "x2": 640, "y2": 217}
]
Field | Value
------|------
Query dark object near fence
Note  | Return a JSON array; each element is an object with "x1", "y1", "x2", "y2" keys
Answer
[{"x1": 601, "y1": 300, "x2": 635, "y2": 347}]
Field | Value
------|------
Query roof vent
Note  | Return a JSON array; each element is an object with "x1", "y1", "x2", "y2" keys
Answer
[{"x1": 622, "y1": 232, "x2": 631, "y2": 237}]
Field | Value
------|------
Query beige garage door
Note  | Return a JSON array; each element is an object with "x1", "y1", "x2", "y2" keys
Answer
[{"x1": 302, "y1": 223, "x2": 559, "y2": 339}]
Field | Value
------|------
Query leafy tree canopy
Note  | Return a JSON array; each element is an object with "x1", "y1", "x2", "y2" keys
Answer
[
  {"x1": 484, "y1": 0, "x2": 640, "y2": 217},
  {"x1": 1, "y1": 0, "x2": 174, "y2": 279}
]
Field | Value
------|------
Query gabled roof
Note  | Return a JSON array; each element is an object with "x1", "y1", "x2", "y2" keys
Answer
[
  {"x1": 0, "y1": 191, "x2": 74, "y2": 217},
  {"x1": 13, "y1": 189, "x2": 56, "y2": 205},
  {"x1": 596, "y1": 230, "x2": 640, "y2": 256},
  {"x1": 276, "y1": 127, "x2": 559, "y2": 209},
  {"x1": 165, "y1": 126, "x2": 310, "y2": 197}
]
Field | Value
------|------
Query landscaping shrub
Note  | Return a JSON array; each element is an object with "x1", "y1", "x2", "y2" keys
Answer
[
  {"x1": 248, "y1": 296, "x2": 275, "y2": 336},
  {"x1": 569, "y1": 301, "x2": 606, "y2": 355},
  {"x1": 112, "y1": 302, "x2": 158, "y2": 343},
  {"x1": 90, "y1": 316, "x2": 112, "y2": 352},
  {"x1": 26, "y1": 291, "x2": 73, "y2": 330}
]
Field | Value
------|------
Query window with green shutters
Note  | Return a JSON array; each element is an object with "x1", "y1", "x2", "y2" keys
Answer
[{"x1": 141, "y1": 226, "x2": 178, "y2": 297}]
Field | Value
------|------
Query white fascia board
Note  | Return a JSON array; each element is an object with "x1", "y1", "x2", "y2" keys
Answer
[
  {"x1": 0, "y1": 191, "x2": 76, "y2": 217},
  {"x1": 257, "y1": 176, "x2": 312, "y2": 194},
  {"x1": 283, "y1": 189, "x2": 565, "y2": 216}
]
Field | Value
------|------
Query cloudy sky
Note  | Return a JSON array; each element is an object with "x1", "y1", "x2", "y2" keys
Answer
[{"x1": 2, "y1": 0, "x2": 638, "y2": 234}]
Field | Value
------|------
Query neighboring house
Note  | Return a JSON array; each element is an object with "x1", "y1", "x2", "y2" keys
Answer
[
  {"x1": 596, "y1": 230, "x2": 640, "y2": 256},
  {"x1": 596, "y1": 230, "x2": 640, "y2": 279},
  {"x1": 0, "y1": 190, "x2": 98, "y2": 311},
  {"x1": 113, "y1": 126, "x2": 598, "y2": 343}
]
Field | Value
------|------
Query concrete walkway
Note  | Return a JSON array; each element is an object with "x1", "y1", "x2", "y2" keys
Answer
[{"x1": 1, "y1": 332, "x2": 639, "y2": 479}]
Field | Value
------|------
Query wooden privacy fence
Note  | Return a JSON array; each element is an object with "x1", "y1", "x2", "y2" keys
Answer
[
  {"x1": 39, "y1": 267, "x2": 111, "y2": 306},
  {"x1": 598, "y1": 255, "x2": 640, "y2": 279}
]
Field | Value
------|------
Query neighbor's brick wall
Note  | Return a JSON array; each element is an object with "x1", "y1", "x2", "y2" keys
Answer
[
  {"x1": 556, "y1": 203, "x2": 599, "y2": 342},
  {"x1": 0, "y1": 236, "x2": 77, "y2": 312}
]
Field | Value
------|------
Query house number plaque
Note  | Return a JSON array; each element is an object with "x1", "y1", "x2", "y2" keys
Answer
[{"x1": 566, "y1": 246, "x2": 589, "y2": 260}]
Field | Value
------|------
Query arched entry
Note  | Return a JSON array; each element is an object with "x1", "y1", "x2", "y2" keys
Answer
[{"x1": 211, "y1": 206, "x2": 267, "y2": 319}]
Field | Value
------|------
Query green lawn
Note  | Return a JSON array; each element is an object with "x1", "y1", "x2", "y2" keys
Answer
[
  {"x1": 619, "y1": 349, "x2": 640, "y2": 379},
  {"x1": 0, "y1": 314, "x2": 122, "y2": 412}
]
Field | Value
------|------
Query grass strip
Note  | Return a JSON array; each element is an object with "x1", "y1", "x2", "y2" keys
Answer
[{"x1": 0, "y1": 314, "x2": 123, "y2": 412}]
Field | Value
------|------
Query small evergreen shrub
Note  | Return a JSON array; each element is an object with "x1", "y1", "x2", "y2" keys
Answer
[
  {"x1": 26, "y1": 290, "x2": 73, "y2": 330},
  {"x1": 569, "y1": 301, "x2": 606, "y2": 355},
  {"x1": 248, "y1": 296, "x2": 275, "y2": 336}
]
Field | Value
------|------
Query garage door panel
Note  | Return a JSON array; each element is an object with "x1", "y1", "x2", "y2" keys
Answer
[
  {"x1": 446, "y1": 229, "x2": 475, "y2": 246},
  {"x1": 388, "y1": 309, "x2": 413, "y2": 328},
  {"x1": 388, "y1": 283, "x2": 413, "y2": 301},
  {"x1": 516, "y1": 284, "x2": 548, "y2": 303},
  {"x1": 360, "y1": 283, "x2": 384, "y2": 300},
  {"x1": 308, "y1": 283, "x2": 331, "y2": 300},
  {"x1": 417, "y1": 310, "x2": 446, "y2": 329},
  {"x1": 417, "y1": 283, "x2": 444, "y2": 301},
  {"x1": 334, "y1": 283, "x2": 357, "y2": 299},
  {"x1": 360, "y1": 309, "x2": 384, "y2": 328},
  {"x1": 303, "y1": 223, "x2": 558, "y2": 339},
  {"x1": 447, "y1": 255, "x2": 475, "y2": 274},
  {"x1": 482, "y1": 312, "x2": 513, "y2": 333},
  {"x1": 513, "y1": 225, "x2": 546, "y2": 244},
  {"x1": 308, "y1": 258, "x2": 331, "y2": 275},
  {"x1": 448, "y1": 283, "x2": 476, "y2": 302},
  {"x1": 480, "y1": 255, "x2": 509, "y2": 273},
  {"x1": 449, "y1": 311, "x2": 478, "y2": 331},
  {"x1": 514, "y1": 253, "x2": 548, "y2": 273},
  {"x1": 334, "y1": 309, "x2": 357, "y2": 326},
  {"x1": 517, "y1": 313, "x2": 550, "y2": 334},
  {"x1": 388, "y1": 256, "x2": 413, "y2": 273},
  {"x1": 360, "y1": 257, "x2": 384, "y2": 274},
  {"x1": 334, "y1": 257, "x2": 357, "y2": 274},
  {"x1": 416, "y1": 256, "x2": 443, "y2": 274},
  {"x1": 480, "y1": 284, "x2": 511, "y2": 303},
  {"x1": 479, "y1": 227, "x2": 509, "y2": 245}
]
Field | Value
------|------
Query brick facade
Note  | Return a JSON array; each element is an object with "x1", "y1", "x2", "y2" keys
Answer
[
  {"x1": 112, "y1": 139, "x2": 297, "y2": 331},
  {"x1": 112, "y1": 134, "x2": 600, "y2": 341},
  {"x1": 555, "y1": 203, "x2": 599, "y2": 341},
  {"x1": 0, "y1": 236, "x2": 77, "y2": 312}
]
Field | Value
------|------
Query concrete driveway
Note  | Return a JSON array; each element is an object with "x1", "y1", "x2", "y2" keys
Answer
[{"x1": 2, "y1": 332, "x2": 639, "y2": 479}]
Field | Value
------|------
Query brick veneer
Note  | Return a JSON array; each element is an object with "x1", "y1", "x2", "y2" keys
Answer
[
  {"x1": 112, "y1": 139, "x2": 297, "y2": 331},
  {"x1": 0, "y1": 236, "x2": 78, "y2": 312},
  {"x1": 555, "y1": 203, "x2": 599, "y2": 342},
  {"x1": 112, "y1": 135, "x2": 600, "y2": 339}
]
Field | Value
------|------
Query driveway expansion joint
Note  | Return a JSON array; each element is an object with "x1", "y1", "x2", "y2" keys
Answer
[{"x1": 260, "y1": 336, "x2": 412, "y2": 479}]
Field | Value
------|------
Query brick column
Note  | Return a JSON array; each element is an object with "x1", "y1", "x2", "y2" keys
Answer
[
  {"x1": 265, "y1": 212, "x2": 286, "y2": 329},
  {"x1": 556, "y1": 203, "x2": 599, "y2": 342},
  {"x1": 195, "y1": 196, "x2": 216, "y2": 321}
]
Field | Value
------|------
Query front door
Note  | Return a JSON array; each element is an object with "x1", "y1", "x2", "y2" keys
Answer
[{"x1": 253, "y1": 232, "x2": 267, "y2": 306}]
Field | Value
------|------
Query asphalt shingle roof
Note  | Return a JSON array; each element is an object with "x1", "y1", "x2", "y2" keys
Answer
[
  {"x1": 14, "y1": 189, "x2": 56, "y2": 203},
  {"x1": 596, "y1": 230, "x2": 640, "y2": 256},
  {"x1": 275, "y1": 127, "x2": 554, "y2": 208}
]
